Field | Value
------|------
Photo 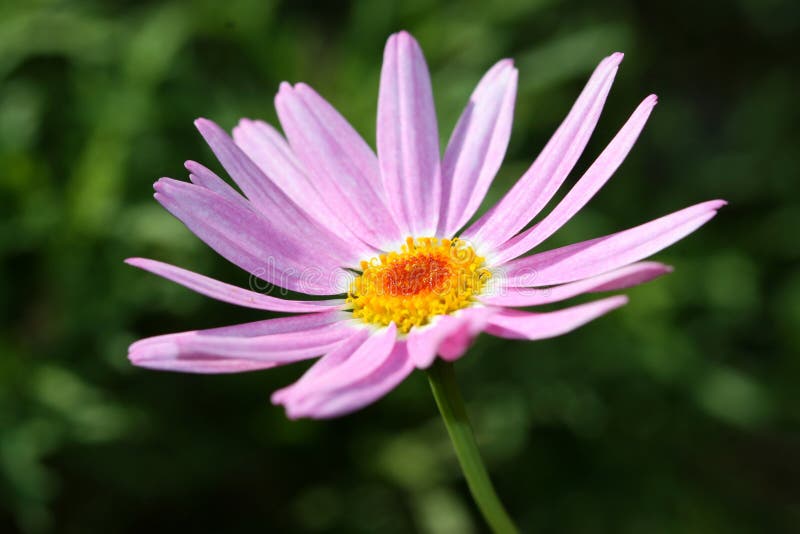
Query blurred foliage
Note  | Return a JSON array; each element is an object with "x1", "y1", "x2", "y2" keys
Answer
[{"x1": 0, "y1": 0, "x2": 798, "y2": 532}]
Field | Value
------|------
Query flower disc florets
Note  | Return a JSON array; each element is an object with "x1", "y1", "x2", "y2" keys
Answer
[{"x1": 347, "y1": 237, "x2": 491, "y2": 333}]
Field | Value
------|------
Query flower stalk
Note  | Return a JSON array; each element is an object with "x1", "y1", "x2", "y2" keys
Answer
[{"x1": 427, "y1": 360, "x2": 519, "y2": 534}]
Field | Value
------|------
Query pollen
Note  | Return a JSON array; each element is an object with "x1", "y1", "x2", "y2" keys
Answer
[{"x1": 347, "y1": 237, "x2": 491, "y2": 333}]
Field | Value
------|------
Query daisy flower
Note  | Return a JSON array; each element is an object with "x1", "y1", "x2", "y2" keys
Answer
[{"x1": 128, "y1": 32, "x2": 723, "y2": 421}]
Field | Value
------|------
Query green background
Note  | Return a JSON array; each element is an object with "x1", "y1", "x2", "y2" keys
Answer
[{"x1": 1, "y1": 0, "x2": 798, "y2": 532}]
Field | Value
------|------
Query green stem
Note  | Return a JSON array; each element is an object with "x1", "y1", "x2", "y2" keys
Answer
[{"x1": 426, "y1": 360, "x2": 519, "y2": 534}]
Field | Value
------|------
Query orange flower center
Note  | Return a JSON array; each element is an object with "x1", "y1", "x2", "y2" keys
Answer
[{"x1": 347, "y1": 237, "x2": 491, "y2": 333}]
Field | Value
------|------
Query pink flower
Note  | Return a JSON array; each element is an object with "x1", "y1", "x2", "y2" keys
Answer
[{"x1": 127, "y1": 31, "x2": 724, "y2": 419}]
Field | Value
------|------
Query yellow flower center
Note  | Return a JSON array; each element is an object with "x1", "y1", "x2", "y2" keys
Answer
[{"x1": 347, "y1": 237, "x2": 491, "y2": 333}]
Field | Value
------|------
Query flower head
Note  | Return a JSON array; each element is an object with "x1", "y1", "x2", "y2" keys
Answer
[
  {"x1": 348, "y1": 237, "x2": 491, "y2": 332},
  {"x1": 128, "y1": 31, "x2": 724, "y2": 419}
]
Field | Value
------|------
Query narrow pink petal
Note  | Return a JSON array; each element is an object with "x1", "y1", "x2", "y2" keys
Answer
[
  {"x1": 274, "y1": 83, "x2": 402, "y2": 249},
  {"x1": 193, "y1": 119, "x2": 370, "y2": 261},
  {"x1": 125, "y1": 258, "x2": 345, "y2": 313},
  {"x1": 481, "y1": 262, "x2": 671, "y2": 306},
  {"x1": 128, "y1": 312, "x2": 350, "y2": 373},
  {"x1": 154, "y1": 178, "x2": 355, "y2": 295},
  {"x1": 232, "y1": 119, "x2": 368, "y2": 244},
  {"x1": 377, "y1": 31, "x2": 441, "y2": 235},
  {"x1": 406, "y1": 307, "x2": 494, "y2": 368},
  {"x1": 277, "y1": 334, "x2": 413, "y2": 420},
  {"x1": 294, "y1": 323, "x2": 398, "y2": 395},
  {"x1": 185, "y1": 160, "x2": 250, "y2": 209},
  {"x1": 462, "y1": 53, "x2": 624, "y2": 251},
  {"x1": 232, "y1": 119, "x2": 371, "y2": 251},
  {"x1": 132, "y1": 311, "x2": 343, "y2": 346},
  {"x1": 230, "y1": 119, "x2": 306, "y2": 202},
  {"x1": 501, "y1": 200, "x2": 726, "y2": 287},
  {"x1": 131, "y1": 321, "x2": 356, "y2": 368},
  {"x1": 493, "y1": 95, "x2": 658, "y2": 264},
  {"x1": 194, "y1": 118, "x2": 285, "y2": 213},
  {"x1": 485, "y1": 296, "x2": 628, "y2": 340},
  {"x1": 231, "y1": 119, "x2": 298, "y2": 176},
  {"x1": 271, "y1": 329, "x2": 372, "y2": 404},
  {"x1": 272, "y1": 324, "x2": 398, "y2": 416},
  {"x1": 135, "y1": 358, "x2": 278, "y2": 374},
  {"x1": 136, "y1": 324, "x2": 354, "y2": 364},
  {"x1": 406, "y1": 317, "x2": 459, "y2": 369},
  {"x1": 297, "y1": 342, "x2": 414, "y2": 419},
  {"x1": 439, "y1": 59, "x2": 518, "y2": 236},
  {"x1": 437, "y1": 307, "x2": 494, "y2": 361}
]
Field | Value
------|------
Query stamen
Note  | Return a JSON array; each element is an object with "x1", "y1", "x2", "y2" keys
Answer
[{"x1": 347, "y1": 237, "x2": 491, "y2": 333}]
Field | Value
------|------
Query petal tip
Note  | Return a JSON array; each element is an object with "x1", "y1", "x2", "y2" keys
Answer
[
  {"x1": 283, "y1": 404, "x2": 307, "y2": 420},
  {"x1": 607, "y1": 294, "x2": 630, "y2": 308},
  {"x1": 194, "y1": 118, "x2": 226, "y2": 141},
  {"x1": 709, "y1": 199, "x2": 728, "y2": 211},
  {"x1": 153, "y1": 177, "x2": 181, "y2": 193},
  {"x1": 294, "y1": 82, "x2": 311, "y2": 92},
  {"x1": 274, "y1": 82, "x2": 296, "y2": 108},
  {"x1": 384, "y1": 32, "x2": 399, "y2": 50},
  {"x1": 599, "y1": 52, "x2": 624, "y2": 72},
  {"x1": 270, "y1": 389, "x2": 288, "y2": 406},
  {"x1": 128, "y1": 341, "x2": 179, "y2": 364},
  {"x1": 194, "y1": 117, "x2": 212, "y2": 130},
  {"x1": 124, "y1": 257, "x2": 145, "y2": 267},
  {"x1": 394, "y1": 30, "x2": 422, "y2": 53},
  {"x1": 153, "y1": 178, "x2": 167, "y2": 192}
]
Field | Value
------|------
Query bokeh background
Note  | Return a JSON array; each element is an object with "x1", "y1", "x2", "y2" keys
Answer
[{"x1": 1, "y1": 0, "x2": 798, "y2": 532}]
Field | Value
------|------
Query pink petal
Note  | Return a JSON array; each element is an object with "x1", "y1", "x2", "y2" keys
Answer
[
  {"x1": 185, "y1": 160, "x2": 250, "y2": 209},
  {"x1": 377, "y1": 31, "x2": 441, "y2": 236},
  {"x1": 501, "y1": 200, "x2": 726, "y2": 287},
  {"x1": 194, "y1": 119, "x2": 369, "y2": 260},
  {"x1": 406, "y1": 317, "x2": 459, "y2": 369},
  {"x1": 154, "y1": 178, "x2": 355, "y2": 295},
  {"x1": 232, "y1": 119, "x2": 372, "y2": 253},
  {"x1": 296, "y1": 323, "x2": 398, "y2": 394},
  {"x1": 481, "y1": 262, "x2": 671, "y2": 306},
  {"x1": 130, "y1": 318, "x2": 357, "y2": 371},
  {"x1": 125, "y1": 257, "x2": 345, "y2": 312},
  {"x1": 406, "y1": 307, "x2": 494, "y2": 368},
  {"x1": 438, "y1": 59, "x2": 518, "y2": 236},
  {"x1": 134, "y1": 310, "x2": 343, "y2": 341},
  {"x1": 462, "y1": 53, "x2": 624, "y2": 252},
  {"x1": 272, "y1": 324, "x2": 399, "y2": 417},
  {"x1": 231, "y1": 119, "x2": 299, "y2": 178},
  {"x1": 486, "y1": 296, "x2": 629, "y2": 340},
  {"x1": 129, "y1": 312, "x2": 352, "y2": 373},
  {"x1": 194, "y1": 118, "x2": 286, "y2": 213},
  {"x1": 492, "y1": 94, "x2": 658, "y2": 264},
  {"x1": 274, "y1": 83, "x2": 403, "y2": 249},
  {"x1": 137, "y1": 326, "x2": 352, "y2": 364},
  {"x1": 271, "y1": 329, "x2": 372, "y2": 404},
  {"x1": 436, "y1": 307, "x2": 496, "y2": 362},
  {"x1": 276, "y1": 331, "x2": 413, "y2": 419},
  {"x1": 134, "y1": 358, "x2": 277, "y2": 374},
  {"x1": 299, "y1": 342, "x2": 414, "y2": 419}
]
